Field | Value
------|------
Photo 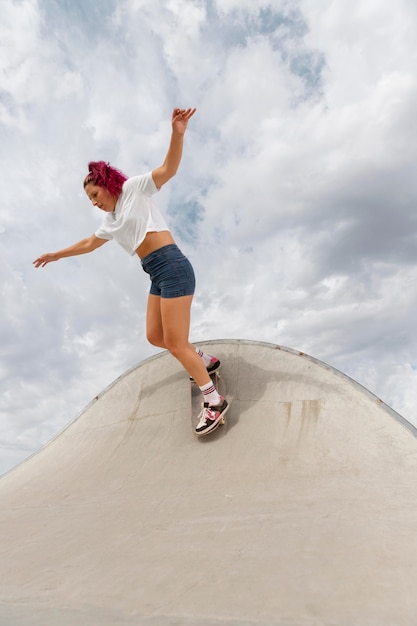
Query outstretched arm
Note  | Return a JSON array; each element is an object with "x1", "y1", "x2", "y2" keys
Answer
[
  {"x1": 152, "y1": 107, "x2": 196, "y2": 189},
  {"x1": 33, "y1": 235, "x2": 108, "y2": 268}
]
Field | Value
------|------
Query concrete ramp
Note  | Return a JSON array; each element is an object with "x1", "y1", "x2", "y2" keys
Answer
[{"x1": 1, "y1": 339, "x2": 417, "y2": 625}]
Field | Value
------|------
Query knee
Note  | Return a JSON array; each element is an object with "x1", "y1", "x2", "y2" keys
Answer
[
  {"x1": 146, "y1": 328, "x2": 165, "y2": 348},
  {"x1": 164, "y1": 338, "x2": 186, "y2": 359}
]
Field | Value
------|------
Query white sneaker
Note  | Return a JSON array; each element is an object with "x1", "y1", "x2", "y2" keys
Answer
[{"x1": 195, "y1": 397, "x2": 229, "y2": 436}]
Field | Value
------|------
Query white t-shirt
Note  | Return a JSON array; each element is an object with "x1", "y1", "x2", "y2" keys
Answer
[{"x1": 94, "y1": 172, "x2": 169, "y2": 255}]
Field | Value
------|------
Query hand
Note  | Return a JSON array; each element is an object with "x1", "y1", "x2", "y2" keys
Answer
[
  {"x1": 172, "y1": 108, "x2": 196, "y2": 135},
  {"x1": 33, "y1": 252, "x2": 59, "y2": 268}
]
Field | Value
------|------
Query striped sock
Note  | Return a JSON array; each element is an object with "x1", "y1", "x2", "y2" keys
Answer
[
  {"x1": 199, "y1": 381, "x2": 221, "y2": 406},
  {"x1": 195, "y1": 347, "x2": 213, "y2": 368}
]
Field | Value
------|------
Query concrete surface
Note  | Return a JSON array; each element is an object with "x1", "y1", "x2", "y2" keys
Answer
[{"x1": 1, "y1": 339, "x2": 417, "y2": 626}]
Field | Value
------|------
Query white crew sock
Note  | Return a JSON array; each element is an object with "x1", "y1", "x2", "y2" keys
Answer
[
  {"x1": 199, "y1": 381, "x2": 221, "y2": 407},
  {"x1": 195, "y1": 347, "x2": 214, "y2": 368}
]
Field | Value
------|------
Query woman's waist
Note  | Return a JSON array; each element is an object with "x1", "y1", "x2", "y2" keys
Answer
[{"x1": 136, "y1": 230, "x2": 175, "y2": 260}]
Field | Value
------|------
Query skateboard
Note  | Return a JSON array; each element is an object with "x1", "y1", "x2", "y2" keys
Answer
[{"x1": 191, "y1": 370, "x2": 227, "y2": 437}]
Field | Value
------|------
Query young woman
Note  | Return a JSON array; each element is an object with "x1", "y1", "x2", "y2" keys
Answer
[{"x1": 33, "y1": 107, "x2": 228, "y2": 436}]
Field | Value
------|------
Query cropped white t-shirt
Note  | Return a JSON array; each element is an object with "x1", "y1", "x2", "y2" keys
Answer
[{"x1": 94, "y1": 172, "x2": 169, "y2": 255}]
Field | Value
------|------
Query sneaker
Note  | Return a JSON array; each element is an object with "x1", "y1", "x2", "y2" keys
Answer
[
  {"x1": 190, "y1": 357, "x2": 221, "y2": 382},
  {"x1": 195, "y1": 397, "x2": 229, "y2": 436},
  {"x1": 206, "y1": 357, "x2": 221, "y2": 374}
]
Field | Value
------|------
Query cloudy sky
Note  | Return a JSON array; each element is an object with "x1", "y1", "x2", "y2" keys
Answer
[{"x1": 1, "y1": 0, "x2": 417, "y2": 475}]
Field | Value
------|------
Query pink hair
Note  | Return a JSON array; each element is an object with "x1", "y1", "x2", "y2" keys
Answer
[{"x1": 83, "y1": 161, "x2": 128, "y2": 196}]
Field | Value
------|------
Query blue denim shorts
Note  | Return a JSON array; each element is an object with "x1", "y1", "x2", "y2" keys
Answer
[{"x1": 141, "y1": 244, "x2": 196, "y2": 298}]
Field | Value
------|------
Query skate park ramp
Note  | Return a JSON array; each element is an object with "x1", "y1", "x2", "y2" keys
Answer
[{"x1": 1, "y1": 339, "x2": 417, "y2": 626}]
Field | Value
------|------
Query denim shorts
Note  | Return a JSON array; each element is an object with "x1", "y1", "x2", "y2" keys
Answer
[{"x1": 141, "y1": 244, "x2": 196, "y2": 298}]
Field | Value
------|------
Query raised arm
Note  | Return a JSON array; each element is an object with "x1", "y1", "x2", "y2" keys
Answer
[
  {"x1": 33, "y1": 235, "x2": 108, "y2": 268},
  {"x1": 152, "y1": 108, "x2": 196, "y2": 189}
]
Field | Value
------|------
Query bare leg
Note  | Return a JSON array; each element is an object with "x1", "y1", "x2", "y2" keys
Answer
[
  {"x1": 146, "y1": 294, "x2": 166, "y2": 349},
  {"x1": 146, "y1": 294, "x2": 211, "y2": 387}
]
